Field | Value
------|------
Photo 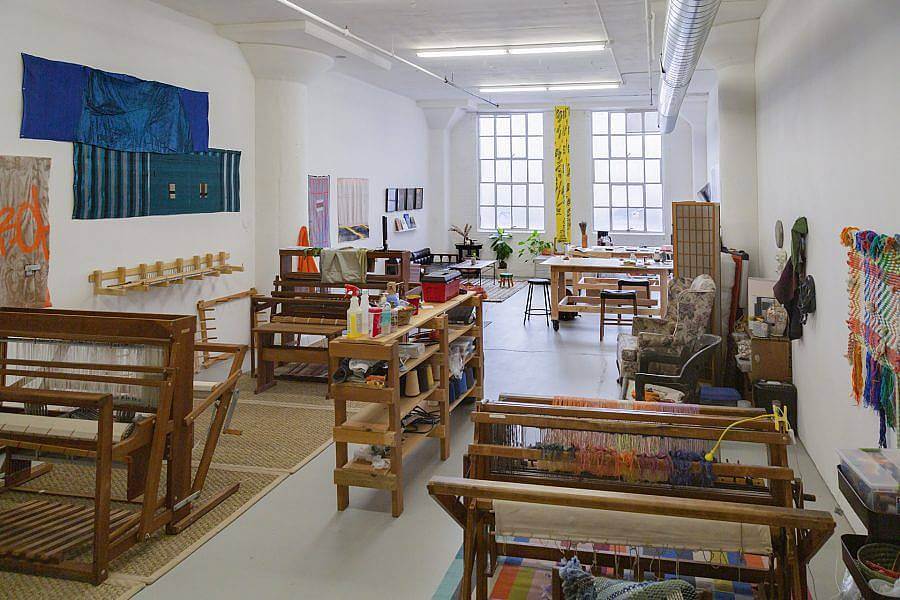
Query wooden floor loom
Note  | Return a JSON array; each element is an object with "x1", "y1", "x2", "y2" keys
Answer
[
  {"x1": 432, "y1": 394, "x2": 835, "y2": 599},
  {"x1": 0, "y1": 308, "x2": 246, "y2": 584}
]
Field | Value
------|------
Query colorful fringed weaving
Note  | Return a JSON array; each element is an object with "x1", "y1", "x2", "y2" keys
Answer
[{"x1": 841, "y1": 227, "x2": 900, "y2": 447}]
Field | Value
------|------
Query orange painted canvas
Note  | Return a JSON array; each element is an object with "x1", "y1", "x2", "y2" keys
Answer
[{"x1": 0, "y1": 155, "x2": 51, "y2": 307}]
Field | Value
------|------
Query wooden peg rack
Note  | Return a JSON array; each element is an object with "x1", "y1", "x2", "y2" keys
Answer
[{"x1": 90, "y1": 251, "x2": 244, "y2": 296}]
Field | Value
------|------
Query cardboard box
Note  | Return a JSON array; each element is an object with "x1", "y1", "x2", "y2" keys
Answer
[{"x1": 750, "y1": 336, "x2": 791, "y2": 382}]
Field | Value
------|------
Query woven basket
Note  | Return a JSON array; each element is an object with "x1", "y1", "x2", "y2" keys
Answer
[
  {"x1": 396, "y1": 306, "x2": 415, "y2": 326},
  {"x1": 857, "y1": 543, "x2": 900, "y2": 583}
]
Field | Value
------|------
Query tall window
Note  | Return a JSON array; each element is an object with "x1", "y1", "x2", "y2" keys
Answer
[
  {"x1": 591, "y1": 111, "x2": 663, "y2": 233},
  {"x1": 478, "y1": 113, "x2": 544, "y2": 231}
]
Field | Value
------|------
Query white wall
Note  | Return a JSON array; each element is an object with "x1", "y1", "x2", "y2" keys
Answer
[
  {"x1": 0, "y1": 0, "x2": 256, "y2": 349},
  {"x1": 755, "y1": 0, "x2": 900, "y2": 528},
  {"x1": 448, "y1": 108, "x2": 696, "y2": 276},
  {"x1": 302, "y1": 71, "x2": 431, "y2": 259}
]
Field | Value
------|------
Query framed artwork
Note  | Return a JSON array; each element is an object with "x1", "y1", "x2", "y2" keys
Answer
[
  {"x1": 414, "y1": 188, "x2": 423, "y2": 209},
  {"x1": 405, "y1": 188, "x2": 415, "y2": 210},
  {"x1": 398, "y1": 188, "x2": 408, "y2": 211},
  {"x1": 308, "y1": 175, "x2": 330, "y2": 247},
  {"x1": 336, "y1": 177, "x2": 370, "y2": 242},
  {"x1": 385, "y1": 188, "x2": 398, "y2": 212}
]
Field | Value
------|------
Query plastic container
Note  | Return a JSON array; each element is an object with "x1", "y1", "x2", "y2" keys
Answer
[
  {"x1": 837, "y1": 448, "x2": 900, "y2": 514},
  {"x1": 422, "y1": 269, "x2": 462, "y2": 303},
  {"x1": 369, "y1": 306, "x2": 382, "y2": 337}
]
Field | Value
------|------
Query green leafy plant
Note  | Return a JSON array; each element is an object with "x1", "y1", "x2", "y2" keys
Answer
[
  {"x1": 517, "y1": 230, "x2": 552, "y2": 258},
  {"x1": 489, "y1": 228, "x2": 513, "y2": 268}
]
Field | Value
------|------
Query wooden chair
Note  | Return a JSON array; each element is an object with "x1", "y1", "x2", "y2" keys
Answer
[{"x1": 0, "y1": 308, "x2": 245, "y2": 584}]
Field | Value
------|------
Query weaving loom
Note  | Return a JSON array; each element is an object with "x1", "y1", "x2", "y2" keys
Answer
[
  {"x1": 0, "y1": 308, "x2": 246, "y2": 584},
  {"x1": 449, "y1": 394, "x2": 826, "y2": 599}
]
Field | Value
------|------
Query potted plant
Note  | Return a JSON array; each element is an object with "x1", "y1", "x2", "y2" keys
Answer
[
  {"x1": 489, "y1": 228, "x2": 513, "y2": 269},
  {"x1": 517, "y1": 230, "x2": 553, "y2": 259}
]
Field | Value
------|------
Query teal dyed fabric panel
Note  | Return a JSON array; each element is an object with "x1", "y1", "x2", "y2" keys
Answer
[{"x1": 73, "y1": 144, "x2": 239, "y2": 219}]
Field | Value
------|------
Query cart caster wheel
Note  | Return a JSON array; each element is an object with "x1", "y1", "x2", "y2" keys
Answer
[{"x1": 552, "y1": 320, "x2": 559, "y2": 331}]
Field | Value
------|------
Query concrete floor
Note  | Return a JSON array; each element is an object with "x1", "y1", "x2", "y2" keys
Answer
[{"x1": 138, "y1": 287, "x2": 850, "y2": 599}]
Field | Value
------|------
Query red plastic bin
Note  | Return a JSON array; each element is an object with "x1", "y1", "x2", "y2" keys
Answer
[{"x1": 421, "y1": 270, "x2": 461, "y2": 303}]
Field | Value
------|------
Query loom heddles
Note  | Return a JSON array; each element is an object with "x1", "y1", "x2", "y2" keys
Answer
[{"x1": 8, "y1": 338, "x2": 165, "y2": 411}]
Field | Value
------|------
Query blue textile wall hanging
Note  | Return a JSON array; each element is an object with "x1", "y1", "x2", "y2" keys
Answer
[
  {"x1": 73, "y1": 144, "x2": 239, "y2": 219},
  {"x1": 21, "y1": 54, "x2": 209, "y2": 153}
]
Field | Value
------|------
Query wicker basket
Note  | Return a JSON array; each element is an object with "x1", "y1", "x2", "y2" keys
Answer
[
  {"x1": 395, "y1": 306, "x2": 415, "y2": 326},
  {"x1": 857, "y1": 543, "x2": 900, "y2": 583}
]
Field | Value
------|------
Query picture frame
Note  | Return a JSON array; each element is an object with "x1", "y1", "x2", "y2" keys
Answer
[
  {"x1": 405, "y1": 188, "x2": 415, "y2": 210},
  {"x1": 398, "y1": 188, "x2": 408, "y2": 211},
  {"x1": 414, "y1": 187, "x2": 423, "y2": 210},
  {"x1": 385, "y1": 188, "x2": 398, "y2": 212}
]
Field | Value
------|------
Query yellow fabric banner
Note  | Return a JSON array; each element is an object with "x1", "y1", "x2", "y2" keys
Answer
[{"x1": 554, "y1": 106, "x2": 571, "y2": 243}]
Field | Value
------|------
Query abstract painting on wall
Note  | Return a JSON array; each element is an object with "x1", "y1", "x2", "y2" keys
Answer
[
  {"x1": 72, "y1": 143, "x2": 240, "y2": 219},
  {"x1": 308, "y1": 175, "x2": 331, "y2": 247},
  {"x1": 0, "y1": 155, "x2": 51, "y2": 307},
  {"x1": 336, "y1": 177, "x2": 369, "y2": 242}
]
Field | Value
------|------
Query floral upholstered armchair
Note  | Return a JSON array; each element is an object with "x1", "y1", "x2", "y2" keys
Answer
[{"x1": 616, "y1": 274, "x2": 717, "y2": 398}]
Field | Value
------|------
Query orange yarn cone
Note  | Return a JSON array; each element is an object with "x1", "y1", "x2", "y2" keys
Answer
[{"x1": 297, "y1": 226, "x2": 319, "y2": 273}]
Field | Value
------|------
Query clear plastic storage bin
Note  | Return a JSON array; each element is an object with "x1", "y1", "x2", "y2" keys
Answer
[{"x1": 837, "y1": 448, "x2": 900, "y2": 514}]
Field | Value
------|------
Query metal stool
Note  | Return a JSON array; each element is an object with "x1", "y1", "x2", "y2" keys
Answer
[
  {"x1": 599, "y1": 289, "x2": 638, "y2": 340},
  {"x1": 499, "y1": 272, "x2": 515, "y2": 289},
  {"x1": 524, "y1": 278, "x2": 551, "y2": 325}
]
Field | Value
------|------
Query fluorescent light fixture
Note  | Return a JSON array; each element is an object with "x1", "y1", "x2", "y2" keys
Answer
[
  {"x1": 479, "y1": 82, "x2": 620, "y2": 93},
  {"x1": 417, "y1": 41, "x2": 607, "y2": 59}
]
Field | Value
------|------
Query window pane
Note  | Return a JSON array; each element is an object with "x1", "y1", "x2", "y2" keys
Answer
[
  {"x1": 512, "y1": 160, "x2": 527, "y2": 182},
  {"x1": 527, "y1": 136, "x2": 543, "y2": 159},
  {"x1": 528, "y1": 207, "x2": 544, "y2": 229},
  {"x1": 646, "y1": 184, "x2": 662, "y2": 207},
  {"x1": 592, "y1": 136, "x2": 608, "y2": 158},
  {"x1": 496, "y1": 184, "x2": 511, "y2": 205},
  {"x1": 610, "y1": 160, "x2": 627, "y2": 182},
  {"x1": 627, "y1": 160, "x2": 644, "y2": 183},
  {"x1": 612, "y1": 207, "x2": 628, "y2": 230},
  {"x1": 644, "y1": 112, "x2": 659, "y2": 132},
  {"x1": 511, "y1": 114, "x2": 527, "y2": 136},
  {"x1": 611, "y1": 186, "x2": 627, "y2": 207},
  {"x1": 646, "y1": 208, "x2": 663, "y2": 232},
  {"x1": 511, "y1": 136, "x2": 526, "y2": 158},
  {"x1": 628, "y1": 185, "x2": 643, "y2": 207},
  {"x1": 610, "y1": 136, "x2": 626, "y2": 157},
  {"x1": 528, "y1": 160, "x2": 543, "y2": 183},
  {"x1": 480, "y1": 183, "x2": 495, "y2": 205},
  {"x1": 496, "y1": 160, "x2": 511, "y2": 182},
  {"x1": 497, "y1": 206, "x2": 512, "y2": 228},
  {"x1": 512, "y1": 206, "x2": 527, "y2": 228},
  {"x1": 496, "y1": 137, "x2": 511, "y2": 158},
  {"x1": 594, "y1": 159, "x2": 609, "y2": 183},
  {"x1": 592, "y1": 112, "x2": 608, "y2": 135},
  {"x1": 610, "y1": 112, "x2": 625, "y2": 134},
  {"x1": 593, "y1": 184, "x2": 610, "y2": 207},
  {"x1": 645, "y1": 159, "x2": 661, "y2": 183},
  {"x1": 480, "y1": 207, "x2": 495, "y2": 230},
  {"x1": 645, "y1": 134, "x2": 661, "y2": 158},
  {"x1": 479, "y1": 137, "x2": 494, "y2": 159},
  {"x1": 628, "y1": 208, "x2": 644, "y2": 231},
  {"x1": 528, "y1": 184, "x2": 544, "y2": 205},
  {"x1": 626, "y1": 112, "x2": 643, "y2": 133},
  {"x1": 528, "y1": 112, "x2": 543, "y2": 135},
  {"x1": 480, "y1": 160, "x2": 494, "y2": 182},
  {"x1": 626, "y1": 135, "x2": 643, "y2": 158},
  {"x1": 512, "y1": 185, "x2": 527, "y2": 206},
  {"x1": 594, "y1": 208, "x2": 610, "y2": 231},
  {"x1": 496, "y1": 116, "x2": 510, "y2": 135},
  {"x1": 479, "y1": 116, "x2": 494, "y2": 136}
]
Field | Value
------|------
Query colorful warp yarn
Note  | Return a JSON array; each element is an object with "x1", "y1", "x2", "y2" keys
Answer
[
  {"x1": 552, "y1": 396, "x2": 701, "y2": 414},
  {"x1": 840, "y1": 227, "x2": 900, "y2": 447}
]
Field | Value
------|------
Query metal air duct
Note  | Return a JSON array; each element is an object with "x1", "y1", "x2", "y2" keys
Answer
[{"x1": 658, "y1": 0, "x2": 722, "y2": 133}]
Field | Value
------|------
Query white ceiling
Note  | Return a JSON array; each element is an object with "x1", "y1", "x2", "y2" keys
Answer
[{"x1": 152, "y1": 0, "x2": 767, "y2": 106}]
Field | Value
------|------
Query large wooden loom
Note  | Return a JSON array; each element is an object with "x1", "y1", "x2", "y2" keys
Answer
[
  {"x1": 435, "y1": 394, "x2": 834, "y2": 599},
  {"x1": 0, "y1": 308, "x2": 246, "y2": 584}
]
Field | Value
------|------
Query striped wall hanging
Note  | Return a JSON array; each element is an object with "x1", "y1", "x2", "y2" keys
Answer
[
  {"x1": 73, "y1": 143, "x2": 240, "y2": 219},
  {"x1": 841, "y1": 227, "x2": 900, "y2": 447},
  {"x1": 554, "y1": 106, "x2": 572, "y2": 243}
]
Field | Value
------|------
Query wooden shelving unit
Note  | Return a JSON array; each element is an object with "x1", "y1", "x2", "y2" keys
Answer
[
  {"x1": 329, "y1": 292, "x2": 484, "y2": 517},
  {"x1": 90, "y1": 251, "x2": 243, "y2": 296}
]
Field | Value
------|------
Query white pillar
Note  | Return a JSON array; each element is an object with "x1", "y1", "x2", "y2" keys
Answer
[
  {"x1": 418, "y1": 100, "x2": 471, "y2": 251},
  {"x1": 240, "y1": 44, "x2": 333, "y2": 291},
  {"x1": 704, "y1": 20, "x2": 760, "y2": 274}
]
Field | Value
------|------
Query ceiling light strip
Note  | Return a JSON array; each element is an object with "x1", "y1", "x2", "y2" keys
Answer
[
  {"x1": 418, "y1": 42, "x2": 607, "y2": 58},
  {"x1": 480, "y1": 83, "x2": 620, "y2": 93},
  {"x1": 269, "y1": 0, "x2": 500, "y2": 107}
]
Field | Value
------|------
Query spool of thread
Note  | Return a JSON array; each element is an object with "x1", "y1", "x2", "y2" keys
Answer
[
  {"x1": 404, "y1": 372, "x2": 421, "y2": 397},
  {"x1": 425, "y1": 365, "x2": 436, "y2": 388},
  {"x1": 417, "y1": 366, "x2": 429, "y2": 391}
]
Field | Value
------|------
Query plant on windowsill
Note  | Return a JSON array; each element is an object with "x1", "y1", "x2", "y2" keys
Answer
[
  {"x1": 517, "y1": 230, "x2": 553, "y2": 260},
  {"x1": 489, "y1": 228, "x2": 513, "y2": 269}
]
